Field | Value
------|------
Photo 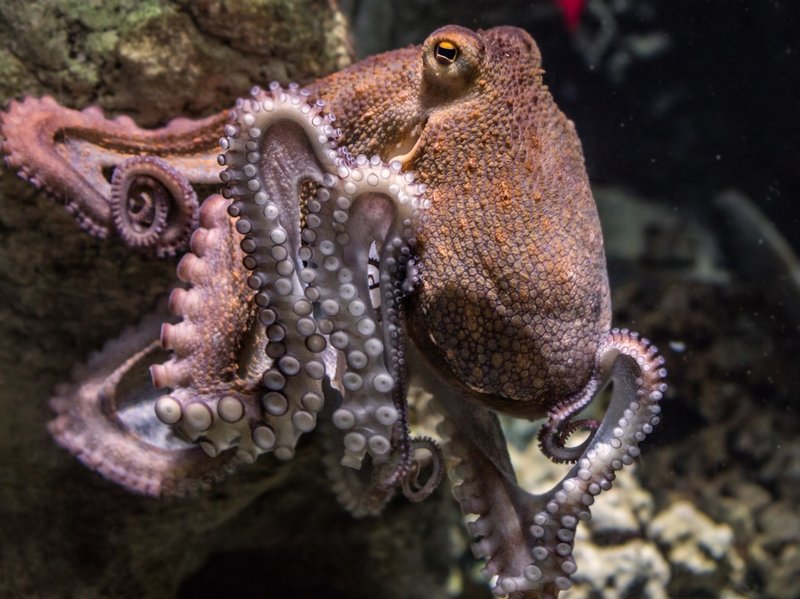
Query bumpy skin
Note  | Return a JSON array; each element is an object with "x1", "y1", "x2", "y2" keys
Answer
[
  {"x1": 307, "y1": 26, "x2": 610, "y2": 410},
  {"x1": 0, "y1": 26, "x2": 666, "y2": 599}
]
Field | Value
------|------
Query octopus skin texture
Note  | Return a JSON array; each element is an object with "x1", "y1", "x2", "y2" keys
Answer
[{"x1": 0, "y1": 25, "x2": 666, "y2": 598}]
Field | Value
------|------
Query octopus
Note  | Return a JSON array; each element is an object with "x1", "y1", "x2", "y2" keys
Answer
[{"x1": 0, "y1": 25, "x2": 665, "y2": 598}]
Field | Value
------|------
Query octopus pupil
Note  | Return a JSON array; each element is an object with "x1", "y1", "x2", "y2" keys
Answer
[{"x1": 434, "y1": 42, "x2": 458, "y2": 64}]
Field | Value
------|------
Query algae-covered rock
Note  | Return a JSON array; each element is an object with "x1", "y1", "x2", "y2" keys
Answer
[{"x1": 0, "y1": 0, "x2": 352, "y2": 124}]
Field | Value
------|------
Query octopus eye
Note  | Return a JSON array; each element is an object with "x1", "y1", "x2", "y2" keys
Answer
[
  {"x1": 434, "y1": 41, "x2": 458, "y2": 65},
  {"x1": 422, "y1": 26, "x2": 484, "y2": 98}
]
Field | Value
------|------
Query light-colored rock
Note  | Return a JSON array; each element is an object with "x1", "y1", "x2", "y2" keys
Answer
[
  {"x1": 567, "y1": 539, "x2": 670, "y2": 599},
  {"x1": 648, "y1": 500, "x2": 745, "y2": 596},
  {"x1": 590, "y1": 465, "x2": 655, "y2": 540}
]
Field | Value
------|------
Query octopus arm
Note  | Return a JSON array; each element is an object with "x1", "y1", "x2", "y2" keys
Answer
[
  {"x1": 33, "y1": 84, "x2": 436, "y2": 506},
  {"x1": 48, "y1": 310, "x2": 242, "y2": 497},
  {"x1": 219, "y1": 84, "x2": 431, "y2": 495},
  {"x1": 0, "y1": 96, "x2": 226, "y2": 254},
  {"x1": 420, "y1": 329, "x2": 666, "y2": 598},
  {"x1": 149, "y1": 195, "x2": 270, "y2": 464}
]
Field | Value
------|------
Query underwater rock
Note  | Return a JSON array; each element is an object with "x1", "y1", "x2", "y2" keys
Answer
[
  {"x1": 588, "y1": 465, "x2": 654, "y2": 543},
  {"x1": 763, "y1": 439, "x2": 800, "y2": 504},
  {"x1": 570, "y1": 540, "x2": 670, "y2": 599},
  {"x1": 648, "y1": 500, "x2": 744, "y2": 596},
  {"x1": 756, "y1": 501, "x2": 800, "y2": 556},
  {"x1": 761, "y1": 543, "x2": 800, "y2": 599},
  {"x1": 0, "y1": 0, "x2": 352, "y2": 125}
]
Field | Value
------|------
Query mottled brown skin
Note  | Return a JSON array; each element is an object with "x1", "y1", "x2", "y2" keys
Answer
[
  {"x1": 0, "y1": 24, "x2": 668, "y2": 597},
  {"x1": 309, "y1": 26, "x2": 611, "y2": 416}
]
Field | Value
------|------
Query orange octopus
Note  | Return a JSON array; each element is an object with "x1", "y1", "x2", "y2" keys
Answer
[{"x1": 0, "y1": 25, "x2": 665, "y2": 598}]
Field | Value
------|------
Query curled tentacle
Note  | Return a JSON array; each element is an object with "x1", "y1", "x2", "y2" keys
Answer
[
  {"x1": 48, "y1": 310, "x2": 242, "y2": 497},
  {"x1": 537, "y1": 417, "x2": 600, "y2": 464},
  {"x1": 401, "y1": 436, "x2": 444, "y2": 502},
  {"x1": 320, "y1": 385, "x2": 398, "y2": 518},
  {"x1": 325, "y1": 453, "x2": 398, "y2": 517},
  {"x1": 220, "y1": 84, "x2": 428, "y2": 472},
  {"x1": 0, "y1": 95, "x2": 223, "y2": 242},
  {"x1": 322, "y1": 427, "x2": 442, "y2": 515},
  {"x1": 502, "y1": 329, "x2": 666, "y2": 597},
  {"x1": 423, "y1": 328, "x2": 666, "y2": 598},
  {"x1": 536, "y1": 375, "x2": 602, "y2": 464},
  {"x1": 110, "y1": 156, "x2": 199, "y2": 256}
]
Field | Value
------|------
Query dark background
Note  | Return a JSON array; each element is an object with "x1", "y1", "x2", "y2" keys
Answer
[{"x1": 344, "y1": 0, "x2": 799, "y2": 248}]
